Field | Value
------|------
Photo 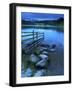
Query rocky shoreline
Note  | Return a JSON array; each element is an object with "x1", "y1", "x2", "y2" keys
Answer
[{"x1": 21, "y1": 43, "x2": 60, "y2": 77}]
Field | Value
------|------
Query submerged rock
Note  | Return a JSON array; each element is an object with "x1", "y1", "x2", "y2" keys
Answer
[
  {"x1": 24, "y1": 68, "x2": 33, "y2": 77},
  {"x1": 40, "y1": 44, "x2": 50, "y2": 48},
  {"x1": 30, "y1": 54, "x2": 39, "y2": 63},
  {"x1": 34, "y1": 69, "x2": 46, "y2": 76},
  {"x1": 50, "y1": 48, "x2": 56, "y2": 52},
  {"x1": 50, "y1": 44, "x2": 56, "y2": 52},
  {"x1": 52, "y1": 44, "x2": 56, "y2": 48}
]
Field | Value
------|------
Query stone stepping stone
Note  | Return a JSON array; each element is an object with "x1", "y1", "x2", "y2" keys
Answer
[
  {"x1": 36, "y1": 54, "x2": 49, "y2": 67},
  {"x1": 42, "y1": 51, "x2": 49, "y2": 55},
  {"x1": 36, "y1": 59, "x2": 47, "y2": 67},
  {"x1": 30, "y1": 54, "x2": 39, "y2": 63},
  {"x1": 39, "y1": 47, "x2": 48, "y2": 52},
  {"x1": 39, "y1": 54, "x2": 48, "y2": 60},
  {"x1": 34, "y1": 69, "x2": 46, "y2": 76}
]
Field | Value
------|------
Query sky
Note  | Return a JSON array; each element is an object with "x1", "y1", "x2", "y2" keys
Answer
[{"x1": 21, "y1": 12, "x2": 64, "y2": 21}]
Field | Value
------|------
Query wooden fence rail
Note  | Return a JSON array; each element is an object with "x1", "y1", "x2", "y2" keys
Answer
[{"x1": 21, "y1": 30, "x2": 44, "y2": 54}]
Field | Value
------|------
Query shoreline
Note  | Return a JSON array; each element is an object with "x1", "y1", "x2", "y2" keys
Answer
[{"x1": 22, "y1": 25, "x2": 64, "y2": 28}]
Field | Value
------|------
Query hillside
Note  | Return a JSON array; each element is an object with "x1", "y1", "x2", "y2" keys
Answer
[{"x1": 22, "y1": 18, "x2": 64, "y2": 29}]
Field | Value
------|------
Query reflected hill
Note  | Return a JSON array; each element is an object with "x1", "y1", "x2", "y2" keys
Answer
[{"x1": 22, "y1": 17, "x2": 64, "y2": 29}]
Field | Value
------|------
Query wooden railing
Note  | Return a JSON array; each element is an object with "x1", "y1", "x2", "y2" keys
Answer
[{"x1": 21, "y1": 30, "x2": 44, "y2": 54}]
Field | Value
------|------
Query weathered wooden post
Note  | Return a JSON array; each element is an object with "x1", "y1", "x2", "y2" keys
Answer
[
  {"x1": 33, "y1": 30, "x2": 34, "y2": 40},
  {"x1": 43, "y1": 32, "x2": 44, "y2": 40},
  {"x1": 36, "y1": 32, "x2": 38, "y2": 47},
  {"x1": 32, "y1": 30, "x2": 35, "y2": 52}
]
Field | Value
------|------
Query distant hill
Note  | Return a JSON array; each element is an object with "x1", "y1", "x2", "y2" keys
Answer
[{"x1": 22, "y1": 17, "x2": 64, "y2": 28}]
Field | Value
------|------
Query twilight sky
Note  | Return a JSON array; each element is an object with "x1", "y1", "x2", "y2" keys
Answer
[{"x1": 21, "y1": 12, "x2": 64, "y2": 21}]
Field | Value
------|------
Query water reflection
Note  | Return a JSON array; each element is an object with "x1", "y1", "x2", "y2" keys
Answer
[{"x1": 22, "y1": 28, "x2": 64, "y2": 46}]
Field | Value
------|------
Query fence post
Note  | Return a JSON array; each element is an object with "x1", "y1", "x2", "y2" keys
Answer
[
  {"x1": 36, "y1": 32, "x2": 38, "y2": 40},
  {"x1": 33, "y1": 30, "x2": 34, "y2": 40},
  {"x1": 43, "y1": 33, "x2": 44, "y2": 40},
  {"x1": 32, "y1": 30, "x2": 35, "y2": 52},
  {"x1": 36, "y1": 32, "x2": 38, "y2": 47}
]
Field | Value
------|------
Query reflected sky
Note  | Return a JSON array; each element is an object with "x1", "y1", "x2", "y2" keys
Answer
[{"x1": 21, "y1": 12, "x2": 64, "y2": 21}]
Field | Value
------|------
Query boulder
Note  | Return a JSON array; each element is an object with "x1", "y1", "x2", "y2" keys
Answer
[
  {"x1": 42, "y1": 51, "x2": 48, "y2": 55},
  {"x1": 30, "y1": 54, "x2": 39, "y2": 63},
  {"x1": 39, "y1": 54, "x2": 48, "y2": 60},
  {"x1": 36, "y1": 59, "x2": 47, "y2": 67},
  {"x1": 36, "y1": 54, "x2": 49, "y2": 68}
]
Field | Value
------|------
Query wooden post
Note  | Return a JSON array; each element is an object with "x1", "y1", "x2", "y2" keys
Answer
[
  {"x1": 36, "y1": 32, "x2": 38, "y2": 40},
  {"x1": 43, "y1": 33, "x2": 44, "y2": 40},
  {"x1": 36, "y1": 32, "x2": 38, "y2": 47},
  {"x1": 33, "y1": 30, "x2": 34, "y2": 41},
  {"x1": 32, "y1": 30, "x2": 34, "y2": 52}
]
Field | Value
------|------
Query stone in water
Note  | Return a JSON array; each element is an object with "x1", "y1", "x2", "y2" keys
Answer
[
  {"x1": 36, "y1": 59, "x2": 47, "y2": 67},
  {"x1": 42, "y1": 51, "x2": 48, "y2": 55},
  {"x1": 39, "y1": 54, "x2": 48, "y2": 60},
  {"x1": 30, "y1": 54, "x2": 39, "y2": 63}
]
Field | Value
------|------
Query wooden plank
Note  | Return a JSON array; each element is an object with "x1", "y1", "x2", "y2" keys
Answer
[
  {"x1": 21, "y1": 34, "x2": 33, "y2": 37},
  {"x1": 21, "y1": 33, "x2": 36, "y2": 35},
  {"x1": 22, "y1": 37, "x2": 33, "y2": 41},
  {"x1": 22, "y1": 36, "x2": 37, "y2": 41},
  {"x1": 21, "y1": 32, "x2": 33, "y2": 33}
]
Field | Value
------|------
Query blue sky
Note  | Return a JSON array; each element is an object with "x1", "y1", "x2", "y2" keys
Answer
[{"x1": 21, "y1": 12, "x2": 64, "y2": 21}]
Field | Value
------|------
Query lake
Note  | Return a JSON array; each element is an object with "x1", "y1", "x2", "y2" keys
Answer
[{"x1": 22, "y1": 27, "x2": 64, "y2": 46}]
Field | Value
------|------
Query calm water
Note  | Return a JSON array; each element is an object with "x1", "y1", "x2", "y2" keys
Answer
[{"x1": 22, "y1": 27, "x2": 64, "y2": 46}]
